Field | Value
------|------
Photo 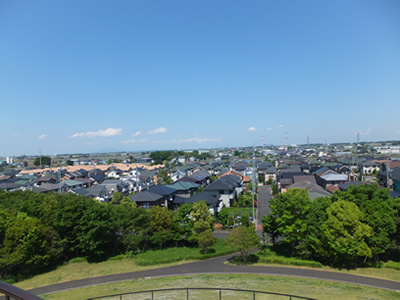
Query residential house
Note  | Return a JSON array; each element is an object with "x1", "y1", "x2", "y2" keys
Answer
[
  {"x1": 173, "y1": 192, "x2": 221, "y2": 217},
  {"x1": 338, "y1": 181, "x2": 366, "y2": 191},
  {"x1": 319, "y1": 172, "x2": 348, "y2": 188},
  {"x1": 359, "y1": 161, "x2": 380, "y2": 174},
  {"x1": 129, "y1": 191, "x2": 164, "y2": 209},
  {"x1": 392, "y1": 167, "x2": 400, "y2": 193},
  {"x1": 166, "y1": 181, "x2": 199, "y2": 198},
  {"x1": 107, "y1": 168, "x2": 122, "y2": 179},
  {"x1": 147, "y1": 185, "x2": 177, "y2": 208},
  {"x1": 287, "y1": 181, "x2": 332, "y2": 200},
  {"x1": 203, "y1": 175, "x2": 242, "y2": 207},
  {"x1": 170, "y1": 170, "x2": 187, "y2": 182}
]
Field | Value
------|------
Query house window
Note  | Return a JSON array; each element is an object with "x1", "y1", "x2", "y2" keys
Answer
[{"x1": 144, "y1": 202, "x2": 150, "y2": 209}]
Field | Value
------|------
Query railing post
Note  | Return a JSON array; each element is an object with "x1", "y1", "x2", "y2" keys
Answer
[
  {"x1": 187, "y1": 288, "x2": 189, "y2": 300},
  {"x1": 152, "y1": 291, "x2": 154, "y2": 300},
  {"x1": 253, "y1": 291, "x2": 255, "y2": 300},
  {"x1": 219, "y1": 289, "x2": 221, "y2": 300},
  {"x1": 120, "y1": 295, "x2": 122, "y2": 300}
]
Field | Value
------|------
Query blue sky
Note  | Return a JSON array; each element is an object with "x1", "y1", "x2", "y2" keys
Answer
[{"x1": 1, "y1": 0, "x2": 400, "y2": 156}]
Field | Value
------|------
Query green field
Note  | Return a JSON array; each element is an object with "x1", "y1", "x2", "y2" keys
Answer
[
  {"x1": 40, "y1": 274, "x2": 400, "y2": 300},
  {"x1": 15, "y1": 239, "x2": 236, "y2": 290}
]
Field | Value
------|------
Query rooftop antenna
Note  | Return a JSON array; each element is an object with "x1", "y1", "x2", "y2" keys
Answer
[{"x1": 357, "y1": 130, "x2": 360, "y2": 144}]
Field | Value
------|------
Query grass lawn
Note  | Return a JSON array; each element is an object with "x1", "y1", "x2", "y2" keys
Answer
[
  {"x1": 249, "y1": 246, "x2": 400, "y2": 282},
  {"x1": 15, "y1": 239, "x2": 236, "y2": 290},
  {"x1": 223, "y1": 207, "x2": 253, "y2": 217},
  {"x1": 40, "y1": 274, "x2": 400, "y2": 300}
]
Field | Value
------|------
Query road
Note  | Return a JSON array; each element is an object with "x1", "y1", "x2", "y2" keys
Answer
[
  {"x1": 257, "y1": 185, "x2": 272, "y2": 226},
  {"x1": 27, "y1": 252, "x2": 400, "y2": 297}
]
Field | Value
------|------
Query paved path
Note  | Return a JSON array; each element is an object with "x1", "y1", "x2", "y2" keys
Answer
[
  {"x1": 28, "y1": 252, "x2": 400, "y2": 297},
  {"x1": 257, "y1": 185, "x2": 272, "y2": 225}
]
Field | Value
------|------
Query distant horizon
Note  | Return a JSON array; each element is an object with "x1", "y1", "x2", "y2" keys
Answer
[{"x1": 2, "y1": 138, "x2": 400, "y2": 158}]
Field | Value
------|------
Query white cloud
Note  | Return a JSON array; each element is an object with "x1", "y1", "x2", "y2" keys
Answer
[
  {"x1": 148, "y1": 127, "x2": 168, "y2": 135},
  {"x1": 248, "y1": 127, "x2": 257, "y2": 132},
  {"x1": 37, "y1": 134, "x2": 49, "y2": 140},
  {"x1": 121, "y1": 138, "x2": 148, "y2": 144},
  {"x1": 266, "y1": 128, "x2": 272, "y2": 131},
  {"x1": 70, "y1": 128, "x2": 122, "y2": 138},
  {"x1": 132, "y1": 131, "x2": 142, "y2": 136},
  {"x1": 396, "y1": 130, "x2": 400, "y2": 134},
  {"x1": 278, "y1": 125, "x2": 284, "y2": 128},
  {"x1": 171, "y1": 137, "x2": 221, "y2": 144},
  {"x1": 356, "y1": 129, "x2": 371, "y2": 136}
]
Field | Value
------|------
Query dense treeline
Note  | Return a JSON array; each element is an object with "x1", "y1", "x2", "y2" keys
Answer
[
  {"x1": 0, "y1": 190, "x2": 213, "y2": 281},
  {"x1": 149, "y1": 150, "x2": 212, "y2": 165},
  {"x1": 262, "y1": 184, "x2": 400, "y2": 269}
]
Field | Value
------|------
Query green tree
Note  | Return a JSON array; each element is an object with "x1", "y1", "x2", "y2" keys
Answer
[
  {"x1": 173, "y1": 203, "x2": 194, "y2": 243},
  {"x1": 302, "y1": 196, "x2": 332, "y2": 260},
  {"x1": 265, "y1": 188, "x2": 311, "y2": 254},
  {"x1": 150, "y1": 206, "x2": 173, "y2": 249},
  {"x1": 196, "y1": 229, "x2": 215, "y2": 254},
  {"x1": 271, "y1": 183, "x2": 279, "y2": 196},
  {"x1": 321, "y1": 199, "x2": 373, "y2": 268},
  {"x1": 121, "y1": 196, "x2": 137, "y2": 208},
  {"x1": 33, "y1": 156, "x2": 51, "y2": 167},
  {"x1": 217, "y1": 207, "x2": 229, "y2": 226},
  {"x1": 333, "y1": 184, "x2": 398, "y2": 261},
  {"x1": 2, "y1": 217, "x2": 63, "y2": 276},
  {"x1": 111, "y1": 192, "x2": 124, "y2": 204},
  {"x1": 241, "y1": 214, "x2": 250, "y2": 227},
  {"x1": 190, "y1": 201, "x2": 214, "y2": 246},
  {"x1": 66, "y1": 159, "x2": 74, "y2": 166},
  {"x1": 226, "y1": 226, "x2": 260, "y2": 263}
]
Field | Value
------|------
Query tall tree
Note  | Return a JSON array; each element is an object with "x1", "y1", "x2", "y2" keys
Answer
[
  {"x1": 190, "y1": 201, "x2": 214, "y2": 246},
  {"x1": 149, "y1": 206, "x2": 173, "y2": 249},
  {"x1": 265, "y1": 188, "x2": 312, "y2": 254},
  {"x1": 226, "y1": 226, "x2": 260, "y2": 263},
  {"x1": 33, "y1": 156, "x2": 51, "y2": 167},
  {"x1": 321, "y1": 199, "x2": 372, "y2": 268}
]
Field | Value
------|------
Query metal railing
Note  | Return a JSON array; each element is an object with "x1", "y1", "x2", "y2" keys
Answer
[
  {"x1": 0, "y1": 281, "x2": 42, "y2": 300},
  {"x1": 86, "y1": 287, "x2": 317, "y2": 300}
]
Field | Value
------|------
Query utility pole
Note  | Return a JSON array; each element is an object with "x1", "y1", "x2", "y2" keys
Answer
[
  {"x1": 39, "y1": 149, "x2": 42, "y2": 168},
  {"x1": 386, "y1": 161, "x2": 391, "y2": 189},
  {"x1": 58, "y1": 167, "x2": 61, "y2": 194},
  {"x1": 252, "y1": 148, "x2": 256, "y2": 231}
]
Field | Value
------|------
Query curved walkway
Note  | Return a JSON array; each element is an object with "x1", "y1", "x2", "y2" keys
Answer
[{"x1": 28, "y1": 253, "x2": 400, "y2": 296}]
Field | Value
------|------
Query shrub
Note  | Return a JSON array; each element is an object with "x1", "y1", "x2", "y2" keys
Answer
[
  {"x1": 69, "y1": 257, "x2": 87, "y2": 264},
  {"x1": 385, "y1": 261, "x2": 400, "y2": 271}
]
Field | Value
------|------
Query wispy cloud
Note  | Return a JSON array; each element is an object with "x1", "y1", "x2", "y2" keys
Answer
[
  {"x1": 171, "y1": 137, "x2": 221, "y2": 144},
  {"x1": 356, "y1": 129, "x2": 371, "y2": 136},
  {"x1": 37, "y1": 134, "x2": 49, "y2": 140},
  {"x1": 278, "y1": 125, "x2": 284, "y2": 128},
  {"x1": 70, "y1": 128, "x2": 122, "y2": 138},
  {"x1": 396, "y1": 130, "x2": 400, "y2": 134},
  {"x1": 121, "y1": 138, "x2": 148, "y2": 144},
  {"x1": 266, "y1": 128, "x2": 272, "y2": 131},
  {"x1": 132, "y1": 131, "x2": 142, "y2": 136},
  {"x1": 248, "y1": 127, "x2": 257, "y2": 132},
  {"x1": 148, "y1": 127, "x2": 167, "y2": 135}
]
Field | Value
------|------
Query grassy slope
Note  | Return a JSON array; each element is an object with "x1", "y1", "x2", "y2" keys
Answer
[
  {"x1": 41, "y1": 274, "x2": 400, "y2": 300},
  {"x1": 15, "y1": 239, "x2": 236, "y2": 290}
]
